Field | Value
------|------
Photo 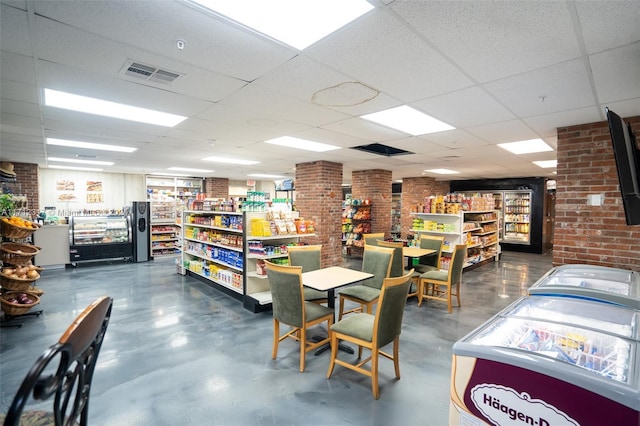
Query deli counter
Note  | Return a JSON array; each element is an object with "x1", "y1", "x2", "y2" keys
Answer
[{"x1": 69, "y1": 215, "x2": 133, "y2": 263}]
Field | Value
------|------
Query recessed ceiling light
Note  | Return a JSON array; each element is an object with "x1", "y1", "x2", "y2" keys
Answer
[
  {"x1": 425, "y1": 169, "x2": 460, "y2": 175},
  {"x1": 202, "y1": 156, "x2": 259, "y2": 165},
  {"x1": 498, "y1": 139, "x2": 553, "y2": 155},
  {"x1": 148, "y1": 172, "x2": 193, "y2": 177},
  {"x1": 44, "y1": 88, "x2": 187, "y2": 127},
  {"x1": 191, "y1": 0, "x2": 374, "y2": 50},
  {"x1": 533, "y1": 160, "x2": 557, "y2": 168},
  {"x1": 248, "y1": 173, "x2": 286, "y2": 178},
  {"x1": 264, "y1": 136, "x2": 341, "y2": 152},
  {"x1": 168, "y1": 167, "x2": 214, "y2": 173},
  {"x1": 47, "y1": 138, "x2": 137, "y2": 153},
  {"x1": 48, "y1": 157, "x2": 114, "y2": 166},
  {"x1": 48, "y1": 165, "x2": 103, "y2": 171},
  {"x1": 360, "y1": 105, "x2": 455, "y2": 136}
]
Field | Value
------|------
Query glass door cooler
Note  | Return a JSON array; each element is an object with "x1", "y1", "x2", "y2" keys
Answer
[
  {"x1": 502, "y1": 190, "x2": 532, "y2": 245},
  {"x1": 69, "y1": 215, "x2": 133, "y2": 263},
  {"x1": 450, "y1": 296, "x2": 640, "y2": 425},
  {"x1": 529, "y1": 264, "x2": 640, "y2": 309}
]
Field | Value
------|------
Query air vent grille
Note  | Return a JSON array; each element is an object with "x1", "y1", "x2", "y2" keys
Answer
[
  {"x1": 121, "y1": 61, "x2": 181, "y2": 85},
  {"x1": 351, "y1": 143, "x2": 414, "y2": 157}
]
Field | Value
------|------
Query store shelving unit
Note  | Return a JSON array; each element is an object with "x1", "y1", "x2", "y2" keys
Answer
[
  {"x1": 503, "y1": 190, "x2": 532, "y2": 244},
  {"x1": 410, "y1": 210, "x2": 499, "y2": 269},
  {"x1": 391, "y1": 192, "x2": 401, "y2": 239},
  {"x1": 342, "y1": 201, "x2": 372, "y2": 254}
]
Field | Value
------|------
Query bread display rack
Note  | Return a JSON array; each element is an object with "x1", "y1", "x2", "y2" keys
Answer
[{"x1": 0, "y1": 217, "x2": 44, "y2": 325}]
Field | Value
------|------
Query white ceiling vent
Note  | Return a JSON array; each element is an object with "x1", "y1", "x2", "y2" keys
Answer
[{"x1": 120, "y1": 60, "x2": 181, "y2": 85}]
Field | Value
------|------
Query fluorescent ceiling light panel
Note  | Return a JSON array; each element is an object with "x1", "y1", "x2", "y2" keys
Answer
[
  {"x1": 44, "y1": 88, "x2": 186, "y2": 127},
  {"x1": 168, "y1": 167, "x2": 214, "y2": 173},
  {"x1": 48, "y1": 165, "x2": 103, "y2": 171},
  {"x1": 360, "y1": 105, "x2": 455, "y2": 136},
  {"x1": 533, "y1": 160, "x2": 557, "y2": 168},
  {"x1": 497, "y1": 139, "x2": 553, "y2": 155},
  {"x1": 248, "y1": 174, "x2": 286, "y2": 179},
  {"x1": 47, "y1": 138, "x2": 137, "y2": 153},
  {"x1": 149, "y1": 172, "x2": 192, "y2": 177},
  {"x1": 264, "y1": 136, "x2": 341, "y2": 152},
  {"x1": 191, "y1": 0, "x2": 373, "y2": 50},
  {"x1": 48, "y1": 157, "x2": 114, "y2": 166},
  {"x1": 425, "y1": 169, "x2": 460, "y2": 175},
  {"x1": 202, "y1": 156, "x2": 259, "y2": 165}
]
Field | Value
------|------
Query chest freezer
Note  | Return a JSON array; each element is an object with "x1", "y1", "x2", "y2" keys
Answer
[
  {"x1": 450, "y1": 296, "x2": 640, "y2": 426},
  {"x1": 528, "y1": 264, "x2": 640, "y2": 309}
]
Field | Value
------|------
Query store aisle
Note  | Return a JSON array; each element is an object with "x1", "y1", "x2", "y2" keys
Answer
[{"x1": 0, "y1": 252, "x2": 552, "y2": 425}]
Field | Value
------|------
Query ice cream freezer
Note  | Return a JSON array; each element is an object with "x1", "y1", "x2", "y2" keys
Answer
[
  {"x1": 450, "y1": 296, "x2": 640, "y2": 425},
  {"x1": 528, "y1": 264, "x2": 640, "y2": 309}
]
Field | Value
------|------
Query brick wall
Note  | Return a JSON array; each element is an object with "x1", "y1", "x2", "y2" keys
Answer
[
  {"x1": 351, "y1": 169, "x2": 393, "y2": 238},
  {"x1": 401, "y1": 177, "x2": 450, "y2": 238},
  {"x1": 3, "y1": 162, "x2": 39, "y2": 216},
  {"x1": 205, "y1": 177, "x2": 229, "y2": 199},
  {"x1": 294, "y1": 161, "x2": 343, "y2": 267},
  {"x1": 553, "y1": 115, "x2": 640, "y2": 271}
]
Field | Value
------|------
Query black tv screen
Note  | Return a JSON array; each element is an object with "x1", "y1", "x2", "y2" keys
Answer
[{"x1": 606, "y1": 107, "x2": 640, "y2": 225}]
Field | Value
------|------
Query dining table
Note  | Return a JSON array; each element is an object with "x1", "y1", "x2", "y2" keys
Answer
[
  {"x1": 402, "y1": 246, "x2": 436, "y2": 270},
  {"x1": 302, "y1": 266, "x2": 374, "y2": 355}
]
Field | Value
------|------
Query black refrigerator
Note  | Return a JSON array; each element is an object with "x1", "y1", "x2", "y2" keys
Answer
[
  {"x1": 451, "y1": 177, "x2": 552, "y2": 254},
  {"x1": 130, "y1": 201, "x2": 150, "y2": 262}
]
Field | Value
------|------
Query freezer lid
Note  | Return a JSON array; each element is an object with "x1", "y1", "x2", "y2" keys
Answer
[{"x1": 529, "y1": 265, "x2": 640, "y2": 309}]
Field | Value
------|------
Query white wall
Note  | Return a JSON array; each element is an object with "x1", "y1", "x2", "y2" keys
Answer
[{"x1": 39, "y1": 169, "x2": 146, "y2": 214}]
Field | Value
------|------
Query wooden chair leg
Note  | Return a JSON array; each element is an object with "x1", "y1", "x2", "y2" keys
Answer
[
  {"x1": 371, "y1": 349, "x2": 380, "y2": 400},
  {"x1": 326, "y1": 334, "x2": 338, "y2": 378},
  {"x1": 272, "y1": 319, "x2": 279, "y2": 359},
  {"x1": 456, "y1": 283, "x2": 461, "y2": 308},
  {"x1": 418, "y1": 279, "x2": 424, "y2": 306},
  {"x1": 338, "y1": 296, "x2": 345, "y2": 320},
  {"x1": 393, "y1": 336, "x2": 400, "y2": 379},
  {"x1": 447, "y1": 285, "x2": 453, "y2": 313},
  {"x1": 299, "y1": 327, "x2": 306, "y2": 372}
]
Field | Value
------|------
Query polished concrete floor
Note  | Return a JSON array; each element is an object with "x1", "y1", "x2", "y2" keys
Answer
[{"x1": 1, "y1": 251, "x2": 553, "y2": 425}]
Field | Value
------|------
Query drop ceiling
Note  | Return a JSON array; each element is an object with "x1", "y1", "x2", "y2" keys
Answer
[{"x1": 1, "y1": 0, "x2": 639, "y2": 184}]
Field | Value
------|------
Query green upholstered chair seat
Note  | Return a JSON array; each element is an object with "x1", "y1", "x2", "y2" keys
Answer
[
  {"x1": 304, "y1": 301, "x2": 334, "y2": 322},
  {"x1": 414, "y1": 264, "x2": 438, "y2": 274},
  {"x1": 420, "y1": 269, "x2": 448, "y2": 281},
  {"x1": 303, "y1": 287, "x2": 328, "y2": 302},
  {"x1": 330, "y1": 313, "x2": 374, "y2": 342},
  {"x1": 339, "y1": 285, "x2": 381, "y2": 302}
]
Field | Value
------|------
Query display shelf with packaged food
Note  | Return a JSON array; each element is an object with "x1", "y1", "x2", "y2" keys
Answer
[{"x1": 342, "y1": 200, "x2": 372, "y2": 251}]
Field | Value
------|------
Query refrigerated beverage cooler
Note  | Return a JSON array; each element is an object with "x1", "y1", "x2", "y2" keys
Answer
[
  {"x1": 69, "y1": 215, "x2": 133, "y2": 263},
  {"x1": 502, "y1": 190, "x2": 532, "y2": 245},
  {"x1": 450, "y1": 296, "x2": 640, "y2": 425},
  {"x1": 529, "y1": 264, "x2": 640, "y2": 309}
]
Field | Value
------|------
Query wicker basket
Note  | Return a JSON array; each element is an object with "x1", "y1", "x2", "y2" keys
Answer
[
  {"x1": 27, "y1": 285, "x2": 44, "y2": 296},
  {"x1": 0, "y1": 243, "x2": 40, "y2": 266},
  {"x1": 0, "y1": 291, "x2": 40, "y2": 316},
  {"x1": 1, "y1": 219, "x2": 41, "y2": 239},
  {"x1": 0, "y1": 271, "x2": 39, "y2": 291}
]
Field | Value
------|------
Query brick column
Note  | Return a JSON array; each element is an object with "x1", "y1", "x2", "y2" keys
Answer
[
  {"x1": 294, "y1": 161, "x2": 343, "y2": 267},
  {"x1": 205, "y1": 177, "x2": 229, "y2": 199},
  {"x1": 401, "y1": 177, "x2": 450, "y2": 238},
  {"x1": 8, "y1": 162, "x2": 39, "y2": 217},
  {"x1": 554, "y1": 116, "x2": 640, "y2": 270}
]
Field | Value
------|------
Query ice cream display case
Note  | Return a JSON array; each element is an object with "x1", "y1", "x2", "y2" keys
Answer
[
  {"x1": 529, "y1": 264, "x2": 640, "y2": 309},
  {"x1": 68, "y1": 215, "x2": 133, "y2": 263},
  {"x1": 450, "y1": 296, "x2": 640, "y2": 425}
]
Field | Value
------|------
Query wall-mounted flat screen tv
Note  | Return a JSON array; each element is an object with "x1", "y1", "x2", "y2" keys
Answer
[{"x1": 606, "y1": 107, "x2": 640, "y2": 225}]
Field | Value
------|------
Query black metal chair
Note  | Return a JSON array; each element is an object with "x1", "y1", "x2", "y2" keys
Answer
[{"x1": 1, "y1": 296, "x2": 113, "y2": 426}]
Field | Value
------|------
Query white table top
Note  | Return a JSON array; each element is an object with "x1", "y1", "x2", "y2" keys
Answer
[{"x1": 302, "y1": 266, "x2": 373, "y2": 291}]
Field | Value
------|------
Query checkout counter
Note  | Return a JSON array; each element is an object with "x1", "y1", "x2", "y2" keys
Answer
[{"x1": 33, "y1": 209, "x2": 70, "y2": 268}]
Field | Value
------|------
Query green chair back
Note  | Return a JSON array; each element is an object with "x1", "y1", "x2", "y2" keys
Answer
[
  {"x1": 288, "y1": 245, "x2": 321, "y2": 272},
  {"x1": 266, "y1": 262, "x2": 304, "y2": 328},
  {"x1": 361, "y1": 245, "x2": 394, "y2": 290},
  {"x1": 375, "y1": 270, "x2": 413, "y2": 348},
  {"x1": 449, "y1": 245, "x2": 467, "y2": 285},
  {"x1": 377, "y1": 240, "x2": 404, "y2": 278},
  {"x1": 363, "y1": 233, "x2": 385, "y2": 246},
  {"x1": 419, "y1": 236, "x2": 444, "y2": 268}
]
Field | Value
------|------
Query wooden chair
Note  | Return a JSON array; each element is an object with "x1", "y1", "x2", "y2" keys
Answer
[
  {"x1": 327, "y1": 269, "x2": 414, "y2": 399},
  {"x1": 265, "y1": 261, "x2": 334, "y2": 372},
  {"x1": 418, "y1": 244, "x2": 467, "y2": 312},
  {"x1": 362, "y1": 233, "x2": 385, "y2": 246},
  {"x1": 287, "y1": 245, "x2": 328, "y2": 304},
  {"x1": 338, "y1": 245, "x2": 394, "y2": 320},
  {"x1": 376, "y1": 240, "x2": 405, "y2": 277},
  {"x1": 415, "y1": 235, "x2": 445, "y2": 273},
  {"x1": 1, "y1": 296, "x2": 113, "y2": 426}
]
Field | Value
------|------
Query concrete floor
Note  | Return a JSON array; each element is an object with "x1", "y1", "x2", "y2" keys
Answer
[{"x1": 1, "y1": 251, "x2": 553, "y2": 425}]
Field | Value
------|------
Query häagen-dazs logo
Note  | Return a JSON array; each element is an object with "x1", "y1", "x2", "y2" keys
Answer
[{"x1": 471, "y1": 384, "x2": 579, "y2": 426}]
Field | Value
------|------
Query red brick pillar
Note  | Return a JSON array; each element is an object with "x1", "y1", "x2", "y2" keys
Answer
[
  {"x1": 401, "y1": 177, "x2": 450, "y2": 238},
  {"x1": 205, "y1": 177, "x2": 229, "y2": 199},
  {"x1": 294, "y1": 161, "x2": 343, "y2": 267},
  {"x1": 11, "y1": 163, "x2": 39, "y2": 216}
]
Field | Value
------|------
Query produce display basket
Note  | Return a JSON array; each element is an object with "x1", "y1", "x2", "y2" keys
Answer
[
  {"x1": 0, "y1": 243, "x2": 40, "y2": 266},
  {"x1": 1, "y1": 219, "x2": 41, "y2": 239},
  {"x1": 27, "y1": 285, "x2": 44, "y2": 296},
  {"x1": 0, "y1": 291, "x2": 40, "y2": 316},
  {"x1": 0, "y1": 273, "x2": 37, "y2": 291}
]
